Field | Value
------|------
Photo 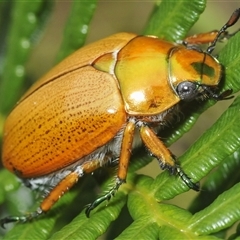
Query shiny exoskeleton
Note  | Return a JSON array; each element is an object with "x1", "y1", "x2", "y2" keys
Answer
[{"x1": 1, "y1": 8, "x2": 240, "y2": 227}]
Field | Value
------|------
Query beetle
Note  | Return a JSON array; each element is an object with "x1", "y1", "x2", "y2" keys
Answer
[{"x1": 0, "y1": 8, "x2": 240, "y2": 226}]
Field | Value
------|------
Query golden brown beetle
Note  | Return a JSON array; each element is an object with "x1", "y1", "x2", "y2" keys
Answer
[{"x1": 1, "y1": 8, "x2": 239, "y2": 226}]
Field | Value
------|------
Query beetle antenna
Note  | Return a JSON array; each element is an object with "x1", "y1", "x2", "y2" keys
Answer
[{"x1": 207, "y1": 8, "x2": 240, "y2": 54}]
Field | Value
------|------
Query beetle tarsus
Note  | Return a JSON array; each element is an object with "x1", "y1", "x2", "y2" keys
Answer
[
  {"x1": 207, "y1": 8, "x2": 240, "y2": 53},
  {"x1": 85, "y1": 178, "x2": 123, "y2": 217},
  {"x1": 0, "y1": 215, "x2": 30, "y2": 229},
  {"x1": 0, "y1": 207, "x2": 43, "y2": 228},
  {"x1": 176, "y1": 166, "x2": 200, "y2": 191},
  {"x1": 0, "y1": 216, "x2": 20, "y2": 229}
]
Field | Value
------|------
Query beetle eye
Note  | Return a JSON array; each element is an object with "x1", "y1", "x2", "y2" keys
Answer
[{"x1": 176, "y1": 81, "x2": 199, "y2": 101}]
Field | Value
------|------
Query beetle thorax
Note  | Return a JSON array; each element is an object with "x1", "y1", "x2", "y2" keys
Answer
[{"x1": 114, "y1": 36, "x2": 181, "y2": 115}]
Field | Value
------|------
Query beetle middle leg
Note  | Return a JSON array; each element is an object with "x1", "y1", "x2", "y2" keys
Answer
[
  {"x1": 85, "y1": 121, "x2": 135, "y2": 217},
  {"x1": 85, "y1": 120, "x2": 200, "y2": 217}
]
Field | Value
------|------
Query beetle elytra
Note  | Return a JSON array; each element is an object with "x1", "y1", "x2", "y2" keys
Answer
[{"x1": 1, "y1": 8, "x2": 240, "y2": 227}]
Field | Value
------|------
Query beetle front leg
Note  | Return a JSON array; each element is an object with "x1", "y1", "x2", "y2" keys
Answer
[
  {"x1": 182, "y1": 30, "x2": 237, "y2": 46},
  {"x1": 85, "y1": 121, "x2": 135, "y2": 217},
  {"x1": 140, "y1": 125, "x2": 199, "y2": 191},
  {"x1": 183, "y1": 31, "x2": 219, "y2": 45},
  {"x1": 183, "y1": 8, "x2": 240, "y2": 52}
]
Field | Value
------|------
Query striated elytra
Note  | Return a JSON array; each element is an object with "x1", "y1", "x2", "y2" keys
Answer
[{"x1": 1, "y1": 8, "x2": 240, "y2": 227}]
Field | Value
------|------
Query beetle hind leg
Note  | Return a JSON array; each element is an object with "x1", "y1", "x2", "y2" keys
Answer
[
  {"x1": 0, "y1": 208, "x2": 42, "y2": 228},
  {"x1": 0, "y1": 171, "x2": 80, "y2": 228}
]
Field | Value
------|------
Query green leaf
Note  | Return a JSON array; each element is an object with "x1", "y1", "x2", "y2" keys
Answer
[
  {"x1": 144, "y1": 0, "x2": 205, "y2": 41},
  {"x1": 1, "y1": 177, "x2": 97, "y2": 239},
  {"x1": 116, "y1": 218, "x2": 159, "y2": 240},
  {"x1": 151, "y1": 95, "x2": 240, "y2": 201},
  {"x1": 118, "y1": 174, "x2": 217, "y2": 239},
  {"x1": 0, "y1": 169, "x2": 20, "y2": 204},
  {"x1": 55, "y1": 1, "x2": 97, "y2": 63},
  {"x1": 218, "y1": 32, "x2": 240, "y2": 93},
  {"x1": 49, "y1": 191, "x2": 127, "y2": 240},
  {"x1": 189, "y1": 183, "x2": 240, "y2": 235},
  {"x1": 189, "y1": 151, "x2": 240, "y2": 213}
]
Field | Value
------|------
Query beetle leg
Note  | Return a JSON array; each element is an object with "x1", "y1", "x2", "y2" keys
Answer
[
  {"x1": 0, "y1": 209, "x2": 42, "y2": 228},
  {"x1": 40, "y1": 172, "x2": 79, "y2": 212},
  {"x1": 0, "y1": 172, "x2": 79, "y2": 227},
  {"x1": 183, "y1": 31, "x2": 219, "y2": 45},
  {"x1": 183, "y1": 9, "x2": 240, "y2": 47},
  {"x1": 117, "y1": 121, "x2": 135, "y2": 181},
  {"x1": 0, "y1": 154, "x2": 116, "y2": 227},
  {"x1": 140, "y1": 125, "x2": 199, "y2": 191},
  {"x1": 85, "y1": 121, "x2": 135, "y2": 217},
  {"x1": 183, "y1": 29, "x2": 238, "y2": 46}
]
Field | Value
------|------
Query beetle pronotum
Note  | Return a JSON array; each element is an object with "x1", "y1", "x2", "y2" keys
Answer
[{"x1": 1, "y1": 8, "x2": 240, "y2": 227}]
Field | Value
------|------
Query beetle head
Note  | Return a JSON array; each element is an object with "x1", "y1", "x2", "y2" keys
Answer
[
  {"x1": 175, "y1": 81, "x2": 233, "y2": 102},
  {"x1": 168, "y1": 47, "x2": 232, "y2": 102},
  {"x1": 173, "y1": 8, "x2": 240, "y2": 102}
]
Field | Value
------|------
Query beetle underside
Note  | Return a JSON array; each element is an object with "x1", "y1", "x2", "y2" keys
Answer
[{"x1": 23, "y1": 105, "x2": 180, "y2": 197}]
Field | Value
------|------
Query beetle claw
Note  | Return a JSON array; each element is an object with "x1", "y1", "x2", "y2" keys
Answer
[
  {"x1": 85, "y1": 203, "x2": 94, "y2": 218},
  {"x1": 85, "y1": 192, "x2": 113, "y2": 218},
  {"x1": 0, "y1": 216, "x2": 25, "y2": 229},
  {"x1": 176, "y1": 166, "x2": 200, "y2": 191},
  {"x1": 0, "y1": 207, "x2": 43, "y2": 228},
  {"x1": 85, "y1": 178, "x2": 123, "y2": 217}
]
